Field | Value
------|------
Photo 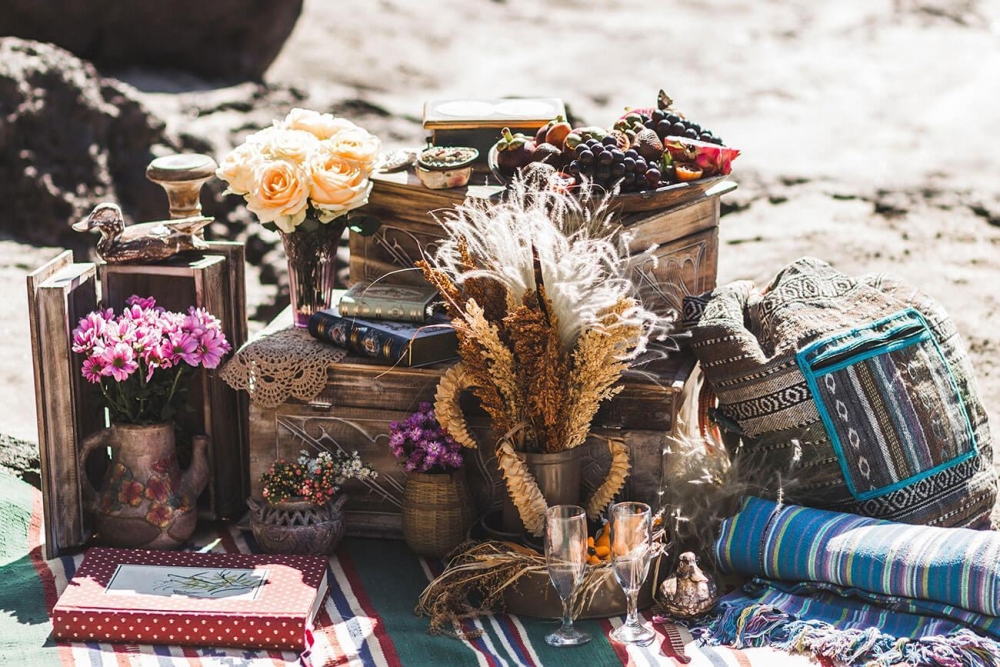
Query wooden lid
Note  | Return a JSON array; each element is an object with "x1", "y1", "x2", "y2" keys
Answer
[
  {"x1": 146, "y1": 153, "x2": 218, "y2": 183},
  {"x1": 423, "y1": 98, "x2": 566, "y2": 130}
]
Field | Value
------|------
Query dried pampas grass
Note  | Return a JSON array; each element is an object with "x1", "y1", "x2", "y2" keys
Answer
[{"x1": 420, "y1": 176, "x2": 674, "y2": 530}]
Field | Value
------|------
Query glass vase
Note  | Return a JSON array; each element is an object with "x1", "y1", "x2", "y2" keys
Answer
[{"x1": 279, "y1": 215, "x2": 347, "y2": 328}]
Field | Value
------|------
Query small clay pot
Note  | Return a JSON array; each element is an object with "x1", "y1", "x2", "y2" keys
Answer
[{"x1": 247, "y1": 494, "x2": 347, "y2": 555}]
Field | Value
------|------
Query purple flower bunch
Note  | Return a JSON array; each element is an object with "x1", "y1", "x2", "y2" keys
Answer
[
  {"x1": 72, "y1": 295, "x2": 232, "y2": 424},
  {"x1": 388, "y1": 402, "x2": 464, "y2": 474}
]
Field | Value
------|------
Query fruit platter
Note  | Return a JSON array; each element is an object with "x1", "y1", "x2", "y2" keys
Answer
[{"x1": 489, "y1": 90, "x2": 739, "y2": 213}]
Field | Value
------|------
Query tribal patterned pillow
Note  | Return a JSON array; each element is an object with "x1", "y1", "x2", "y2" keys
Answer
[{"x1": 683, "y1": 257, "x2": 997, "y2": 528}]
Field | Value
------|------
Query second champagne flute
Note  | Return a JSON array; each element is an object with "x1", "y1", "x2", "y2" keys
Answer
[{"x1": 609, "y1": 501, "x2": 656, "y2": 646}]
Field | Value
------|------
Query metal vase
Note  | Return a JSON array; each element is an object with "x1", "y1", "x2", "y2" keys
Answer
[{"x1": 501, "y1": 447, "x2": 582, "y2": 534}]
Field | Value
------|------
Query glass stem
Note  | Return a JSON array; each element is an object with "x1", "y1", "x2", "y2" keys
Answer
[
  {"x1": 561, "y1": 596, "x2": 574, "y2": 632},
  {"x1": 626, "y1": 589, "x2": 640, "y2": 628}
]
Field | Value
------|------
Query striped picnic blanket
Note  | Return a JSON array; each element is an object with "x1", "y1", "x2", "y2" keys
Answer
[
  {"x1": 703, "y1": 496, "x2": 1000, "y2": 666},
  {"x1": 0, "y1": 471, "x2": 808, "y2": 667}
]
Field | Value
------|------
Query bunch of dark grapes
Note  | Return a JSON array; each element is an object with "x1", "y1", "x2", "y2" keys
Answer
[
  {"x1": 566, "y1": 136, "x2": 662, "y2": 193},
  {"x1": 647, "y1": 109, "x2": 724, "y2": 146}
]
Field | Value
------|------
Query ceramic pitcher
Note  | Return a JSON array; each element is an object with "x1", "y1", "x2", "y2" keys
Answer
[{"x1": 79, "y1": 422, "x2": 209, "y2": 550}]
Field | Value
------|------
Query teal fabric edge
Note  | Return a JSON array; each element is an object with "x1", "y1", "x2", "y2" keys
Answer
[
  {"x1": 800, "y1": 308, "x2": 926, "y2": 368},
  {"x1": 795, "y1": 307, "x2": 978, "y2": 502}
]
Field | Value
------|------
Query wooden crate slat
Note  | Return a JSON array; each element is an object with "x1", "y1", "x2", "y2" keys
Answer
[{"x1": 27, "y1": 254, "x2": 100, "y2": 558}]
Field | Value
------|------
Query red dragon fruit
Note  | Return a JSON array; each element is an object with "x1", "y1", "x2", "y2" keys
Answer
[{"x1": 664, "y1": 137, "x2": 741, "y2": 177}]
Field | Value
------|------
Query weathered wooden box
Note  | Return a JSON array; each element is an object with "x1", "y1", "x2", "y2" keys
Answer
[
  {"x1": 247, "y1": 311, "x2": 700, "y2": 538},
  {"x1": 350, "y1": 170, "x2": 733, "y2": 314},
  {"x1": 27, "y1": 246, "x2": 248, "y2": 558}
]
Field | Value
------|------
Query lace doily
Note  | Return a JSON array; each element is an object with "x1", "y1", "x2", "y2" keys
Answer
[{"x1": 220, "y1": 318, "x2": 347, "y2": 409}]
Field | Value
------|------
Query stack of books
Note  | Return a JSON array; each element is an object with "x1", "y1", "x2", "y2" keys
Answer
[{"x1": 308, "y1": 282, "x2": 458, "y2": 367}]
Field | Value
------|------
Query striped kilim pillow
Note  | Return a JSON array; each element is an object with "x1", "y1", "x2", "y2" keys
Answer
[{"x1": 683, "y1": 257, "x2": 997, "y2": 527}]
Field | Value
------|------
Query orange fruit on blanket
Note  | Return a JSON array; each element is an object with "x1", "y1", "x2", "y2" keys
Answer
[{"x1": 675, "y1": 163, "x2": 704, "y2": 182}]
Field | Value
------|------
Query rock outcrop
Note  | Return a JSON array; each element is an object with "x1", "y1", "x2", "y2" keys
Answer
[
  {"x1": 0, "y1": 38, "x2": 171, "y2": 248},
  {"x1": 0, "y1": 0, "x2": 303, "y2": 81}
]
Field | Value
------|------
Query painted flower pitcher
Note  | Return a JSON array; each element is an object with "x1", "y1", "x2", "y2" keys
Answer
[{"x1": 79, "y1": 423, "x2": 209, "y2": 550}]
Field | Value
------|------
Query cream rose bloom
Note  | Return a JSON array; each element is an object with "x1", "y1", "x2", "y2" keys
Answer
[
  {"x1": 216, "y1": 142, "x2": 262, "y2": 195},
  {"x1": 258, "y1": 128, "x2": 320, "y2": 165},
  {"x1": 283, "y1": 108, "x2": 359, "y2": 140},
  {"x1": 245, "y1": 160, "x2": 310, "y2": 232},
  {"x1": 306, "y1": 147, "x2": 373, "y2": 222},
  {"x1": 327, "y1": 127, "x2": 381, "y2": 172}
]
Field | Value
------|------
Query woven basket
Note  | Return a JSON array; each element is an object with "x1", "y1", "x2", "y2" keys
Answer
[{"x1": 402, "y1": 470, "x2": 473, "y2": 557}]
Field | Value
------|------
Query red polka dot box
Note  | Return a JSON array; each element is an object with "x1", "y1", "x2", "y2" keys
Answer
[{"x1": 52, "y1": 547, "x2": 328, "y2": 651}]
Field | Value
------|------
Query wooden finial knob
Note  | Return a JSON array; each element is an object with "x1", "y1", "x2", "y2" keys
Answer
[{"x1": 146, "y1": 154, "x2": 218, "y2": 219}]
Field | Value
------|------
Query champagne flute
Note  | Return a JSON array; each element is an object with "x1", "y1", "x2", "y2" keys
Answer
[
  {"x1": 544, "y1": 505, "x2": 592, "y2": 647},
  {"x1": 609, "y1": 501, "x2": 656, "y2": 646}
]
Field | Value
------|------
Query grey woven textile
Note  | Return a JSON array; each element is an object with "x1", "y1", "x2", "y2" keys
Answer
[{"x1": 683, "y1": 257, "x2": 997, "y2": 528}]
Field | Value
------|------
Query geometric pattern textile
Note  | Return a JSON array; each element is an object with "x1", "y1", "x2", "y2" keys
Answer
[
  {"x1": 0, "y1": 471, "x2": 812, "y2": 667},
  {"x1": 683, "y1": 257, "x2": 997, "y2": 527}
]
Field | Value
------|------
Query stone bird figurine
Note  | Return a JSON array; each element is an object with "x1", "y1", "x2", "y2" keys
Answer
[
  {"x1": 72, "y1": 202, "x2": 212, "y2": 264},
  {"x1": 658, "y1": 552, "x2": 719, "y2": 619}
]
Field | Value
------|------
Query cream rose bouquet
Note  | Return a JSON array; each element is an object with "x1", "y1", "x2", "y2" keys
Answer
[{"x1": 217, "y1": 108, "x2": 382, "y2": 234}]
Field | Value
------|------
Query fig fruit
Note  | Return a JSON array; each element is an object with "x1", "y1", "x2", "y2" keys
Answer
[
  {"x1": 533, "y1": 142, "x2": 562, "y2": 164},
  {"x1": 520, "y1": 161, "x2": 557, "y2": 187},
  {"x1": 634, "y1": 128, "x2": 664, "y2": 162}
]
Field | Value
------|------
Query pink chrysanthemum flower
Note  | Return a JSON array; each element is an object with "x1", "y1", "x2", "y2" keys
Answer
[
  {"x1": 81, "y1": 357, "x2": 105, "y2": 383},
  {"x1": 125, "y1": 295, "x2": 158, "y2": 310},
  {"x1": 100, "y1": 342, "x2": 138, "y2": 382},
  {"x1": 71, "y1": 311, "x2": 109, "y2": 354},
  {"x1": 197, "y1": 329, "x2": 232, "y2": 369},
  {"x1": 104, "y1": 318, "x2": 138, "y2": 345},
  {"x1": 170, "y1": 332, "x2": 201, "y2": 366},
  {"x1": 182, "y1": 307, "x2": 222, "y2": 337}
]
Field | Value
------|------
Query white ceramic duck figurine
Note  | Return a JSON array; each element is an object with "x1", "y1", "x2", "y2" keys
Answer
[{"x1": 72, "y1": 202, "x2": 212, "y2": 264}]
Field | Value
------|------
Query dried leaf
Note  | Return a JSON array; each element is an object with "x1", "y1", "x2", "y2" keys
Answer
[
  {"x1": 587, "y1": 438, "x2": 630, "y2": 519},
  {"x1": 434, "y1": 364, "x2": 478, "y2": 449}
]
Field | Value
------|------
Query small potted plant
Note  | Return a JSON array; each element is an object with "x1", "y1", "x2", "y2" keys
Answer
[
  {"x1": 249, "y1": 449, "x2": 376, "y2": 555},
  {"x1": 390, "y1": 402, "x2": 473, "y2": 557}
]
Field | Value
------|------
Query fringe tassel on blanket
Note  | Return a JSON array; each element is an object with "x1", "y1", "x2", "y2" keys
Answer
[{"x1": 697, "y1": 602, "x2": 1000, "y2": 667}]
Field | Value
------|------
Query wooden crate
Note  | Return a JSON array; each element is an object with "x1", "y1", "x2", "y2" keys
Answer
[
  {"x1": 350, "y1": 170, "x2": 734, "y2": 309},
  {"x1": 99, "y1": 248, "x2": 249, "y2": 520},
  {"x1": 247, "y1": 310, "x2": 700, "y2": 538},
  {"x1": 28, "y1": 246, "x2": 248, "y2": 557}
]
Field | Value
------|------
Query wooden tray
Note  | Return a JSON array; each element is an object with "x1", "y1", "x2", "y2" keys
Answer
[
  {"x1": 487, "y1": 143, "x2": 728, "y2": 213},
  {"x1": 503, "y1": 554, "x2": 667, "y2": 620}
]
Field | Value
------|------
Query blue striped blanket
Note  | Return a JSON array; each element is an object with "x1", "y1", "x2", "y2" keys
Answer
[{"x1": 701, "y1": 497, "x2": 1000, "y2": 666}]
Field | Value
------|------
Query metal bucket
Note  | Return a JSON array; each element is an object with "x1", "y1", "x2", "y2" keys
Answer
[{"x1": 501, "y1": 447, "x2": 582, "y2": 533}]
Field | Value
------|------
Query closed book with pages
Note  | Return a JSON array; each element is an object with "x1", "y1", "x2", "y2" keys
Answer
[
  {"x1": 337, "y1": 281, "x2": 440, "y2": 323},
  {"x1": 308, "y1": 306, "x2": 458, "y2": 367},
  {"x1": 52, "y1": 547, "x2": 328, "y2": 651}
]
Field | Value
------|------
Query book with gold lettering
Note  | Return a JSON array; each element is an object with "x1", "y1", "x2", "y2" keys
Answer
[
  {"x1": 337, "y1": 281, "x2": 441, "y2": 323},
  {"x1": 308, "y1": 304, "x2": 458, "y2": 367}
]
